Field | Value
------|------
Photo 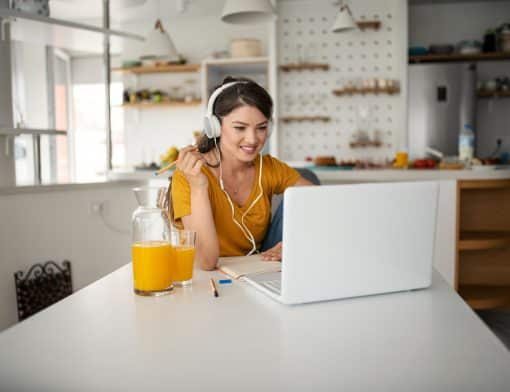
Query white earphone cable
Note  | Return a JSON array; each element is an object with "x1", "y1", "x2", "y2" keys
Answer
[
  {"x1": 215, "y1": 138, "x2": 263, "y2": 255},
  {"x1": 240, "y1": 154, "x2": 264, "y2": 255}
]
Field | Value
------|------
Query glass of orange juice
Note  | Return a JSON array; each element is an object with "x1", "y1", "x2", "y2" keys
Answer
[{"x1": 171, "y1": 230, "x2": 196, "y2": 287}]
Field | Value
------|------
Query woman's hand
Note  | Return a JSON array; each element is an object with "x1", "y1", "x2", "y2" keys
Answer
[
  {"x1": 261, "y1": 242, "x2": 282, "y2": 261},
  {"x1": 176, "y1": 145, "x2": 208, "y2": 189}
]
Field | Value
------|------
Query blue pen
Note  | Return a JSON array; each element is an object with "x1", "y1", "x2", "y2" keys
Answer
[{"x1": 219, "y1": 279, "x2": 232, "y2": 284}]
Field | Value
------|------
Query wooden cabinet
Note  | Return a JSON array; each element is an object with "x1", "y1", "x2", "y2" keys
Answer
[{"x1": 456, "y1": 180, "x2": 510, "y2": 310}]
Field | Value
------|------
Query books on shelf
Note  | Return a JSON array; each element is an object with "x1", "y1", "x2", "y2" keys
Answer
[{"x1": 217, "y1": 255, "x2": 281, "y2": 279}]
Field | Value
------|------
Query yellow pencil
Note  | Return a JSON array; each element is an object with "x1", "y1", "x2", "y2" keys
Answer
[{"x1": 153, "y1": 160, "x2": 177, "y2": 176}]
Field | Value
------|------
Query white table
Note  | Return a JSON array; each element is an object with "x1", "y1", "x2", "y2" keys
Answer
[{"x1": 0, "y1": 265, "x2": 509, "y2": 392}]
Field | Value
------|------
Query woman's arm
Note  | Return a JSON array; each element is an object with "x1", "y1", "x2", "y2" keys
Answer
[
  {"x1": 176, "y1": 146, "x2": 219, "y2": 270},
  {"x1": 294, "y1": 176, "x2": 314, "y2": 186},
  {"x1": 181, "y1": 187, "x2": 219, "y2": 270}
]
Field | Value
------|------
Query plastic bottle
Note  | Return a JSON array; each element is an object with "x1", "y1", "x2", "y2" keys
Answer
[{"x1": 459, "y1": 124, "x2": 475, "y2": 162}]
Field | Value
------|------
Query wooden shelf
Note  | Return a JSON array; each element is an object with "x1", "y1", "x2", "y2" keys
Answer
[
  {"x1": 477, "y1": 91, "x2": 510, "y2": 99},
  {"x1": 279, "y1": 63, "x2": 330, "y2": 72},
  {"x1": 459, "y1": 231, "x2": 510, "y2": 251},
  {"x1": 356, "y1": 20, "x2": 381, "y2": 31},
  {"x1": 120, "y1": 100, "x2": 202, "y2": 108},
  {"x1": 350, "y1": 140, "x2": 382, "y2": 148},
  {"x1": 333, "y1": 86, "x2": 400, "y2": 96},
  {"x1": 113, "y1": 64, "x2": 201, "y2": 74},
  {"x1": 280, "y1": 116, "x2": 331, "y2": 123},
  {"x1": 459, "y1": 285, "x2": 510, "y2": 310},
  {"x1": 409, "y1": 52, "x2": 510, "y2": 64}
]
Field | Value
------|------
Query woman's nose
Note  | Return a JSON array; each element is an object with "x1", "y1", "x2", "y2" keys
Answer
[{"x1": 244, "y1": 128, "x2": 258, "y2": 144}]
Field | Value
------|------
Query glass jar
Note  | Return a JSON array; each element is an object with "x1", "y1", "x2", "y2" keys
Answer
[{"x1": 131, "y1": 186, "x2": 174, "y2": 296}]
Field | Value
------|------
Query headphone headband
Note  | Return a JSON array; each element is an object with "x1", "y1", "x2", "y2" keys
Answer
[
  {"x1": 203, "y1": 80, "x2": 272, "y2": 140},
  {"x1": 206, "y1": 81, "x2": 243, "y2": 119}
]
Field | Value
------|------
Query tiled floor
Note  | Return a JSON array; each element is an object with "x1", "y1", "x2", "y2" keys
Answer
[{"x1": 476, "y1": 309, "x2": 510, "y2": 350}]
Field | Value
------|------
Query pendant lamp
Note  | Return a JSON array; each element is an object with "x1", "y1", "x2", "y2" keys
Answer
[
  {"x1": 221, "y1": 0, "x2": 275, "y2": 25},
  {"x1": 331, "y1": 1, "x2": 357, "y2": 33},
  {"x1": 140, "y1": 19, "x2": 179, "y2": 62}
]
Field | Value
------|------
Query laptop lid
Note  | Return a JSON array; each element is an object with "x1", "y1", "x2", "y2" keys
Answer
[{"x1": 280, "y1": 181, "x2": 439, "y2": 304}]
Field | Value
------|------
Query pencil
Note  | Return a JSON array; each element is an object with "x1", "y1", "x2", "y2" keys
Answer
[
  {"x1": 153, "y1": 145, "x2": 199, "y2": 176},
  {"x1": 153, "y1": 160, "x2": 177, "y2": 176},
  {"x1": 209, "y1": 278, "x2": 219, "y2": 298}
]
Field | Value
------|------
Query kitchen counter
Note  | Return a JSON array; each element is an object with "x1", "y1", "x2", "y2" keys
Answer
[
  {"x1": 309, "y1": 167, "x2": 510, "y2": 184},
  {"x1": 108, "y1": 167, "x2": 510, "y2": 185},
  {"x1": 0, "y1": 179, "x2": 144, "y2": 195}
]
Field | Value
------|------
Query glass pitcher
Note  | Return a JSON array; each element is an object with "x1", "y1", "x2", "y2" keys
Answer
[{"x1": 131, "y1": 186, "x2": 174, "y2": 296}]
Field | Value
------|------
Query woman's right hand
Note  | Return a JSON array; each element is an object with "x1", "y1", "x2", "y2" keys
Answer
[{"x1": 176, "y1": 145, "x2": 208, "y2": 189}]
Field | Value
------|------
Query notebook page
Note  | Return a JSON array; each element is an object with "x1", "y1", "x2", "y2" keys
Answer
[{"x1": 217, "y1": 255, "x2": 281, "y2": 279}]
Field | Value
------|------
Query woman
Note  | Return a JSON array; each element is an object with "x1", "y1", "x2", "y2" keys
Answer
[{"x1": 171, "y1": 77, "x2": 313, "y2": 270}]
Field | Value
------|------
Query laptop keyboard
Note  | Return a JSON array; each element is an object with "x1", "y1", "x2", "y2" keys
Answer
[{"x1": 260, "y1": 279, "x2": 281, "y2": 295}]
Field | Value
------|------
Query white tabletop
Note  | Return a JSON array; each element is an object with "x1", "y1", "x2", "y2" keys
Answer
[{"x1": 0, "y1": 265, "x2": 509, "y2": 392}]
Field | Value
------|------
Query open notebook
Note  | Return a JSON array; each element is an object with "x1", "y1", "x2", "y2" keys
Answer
[{"x1": 217, "y1": 255, "x2": 281, "y2": 279}]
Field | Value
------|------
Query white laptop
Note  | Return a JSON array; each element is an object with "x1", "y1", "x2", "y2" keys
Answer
[{"x1": 243, "y1": 181, "x2": 439, "y2": 304}]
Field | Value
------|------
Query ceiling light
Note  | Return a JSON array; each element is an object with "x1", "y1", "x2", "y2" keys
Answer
[
  {"x1": 140, "y1": 19, "x2": 179, "y2": 62},
  {"x1": 221, "y1": 0, "x2": 275, "y2": 25}
]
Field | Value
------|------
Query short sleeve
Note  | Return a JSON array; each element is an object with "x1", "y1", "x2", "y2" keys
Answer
[
  {"x1": 266, "y1": 156, "x2": 301, "y2": 195},
  {"x1": 171, "y1": 169, "x2": 191, "y2": 222}
]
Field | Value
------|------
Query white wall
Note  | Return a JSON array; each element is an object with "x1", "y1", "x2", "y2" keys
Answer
[
  {"x1": 117, "y1": 15, "x2": 270, "y2": 167},
  {"x1": 409, "y1": 1, "x2": 510, "y2": 47},
  {"x1": 409, "y1": 1, "x2": 510, "y2": 158},
  {"x1": 277, "y1": 0, "x2": 408, "y2": 162},
  {"x1": 0, "y1": 181, "x2": 141, "y2": 331}
]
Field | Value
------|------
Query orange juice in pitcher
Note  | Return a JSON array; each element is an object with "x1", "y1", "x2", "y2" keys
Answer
[
  {"x1": 131, "y1": 186, "x2": 174, "y2": 296},
  {"x1": 132, "y1": 241, "x2": 174, "y2": 295}
]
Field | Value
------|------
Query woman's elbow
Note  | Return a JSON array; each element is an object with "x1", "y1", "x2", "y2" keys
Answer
[{"x1": 197, "y1": 253, "x2": 218, "y2": 271}]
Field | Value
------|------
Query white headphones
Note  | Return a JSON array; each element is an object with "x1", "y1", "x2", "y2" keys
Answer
[
  {"x1": 203, "y1": 81, "x2": 273, "y2": 139},
  {"x1": 203, "y1": 81, "x2": 266, "y2": 255},
  {"x1": 204, "y1": 81, "x2": 241, "y2": 139}
]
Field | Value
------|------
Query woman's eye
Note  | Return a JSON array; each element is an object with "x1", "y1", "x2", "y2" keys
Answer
[
  {"x1": 234, "y1": 126, "x2": 246, "y2": 131},
  {"x1": 258, "y1": 127, "x2": 268, "y2": 132}
]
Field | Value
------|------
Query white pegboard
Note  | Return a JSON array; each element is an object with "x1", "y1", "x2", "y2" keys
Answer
[{"x1": 276, "y1": 0, "x2": 408, "y2": 162}]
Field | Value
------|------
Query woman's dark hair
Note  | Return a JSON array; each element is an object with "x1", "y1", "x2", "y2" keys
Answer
[{"x1": 197, "y1": 76, "x2": 273, "y2": 155}]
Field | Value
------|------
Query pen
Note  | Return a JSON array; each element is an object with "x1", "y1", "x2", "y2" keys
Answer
[{"x1": 209, "y1": 278, "x2": 219, "y2": 298}]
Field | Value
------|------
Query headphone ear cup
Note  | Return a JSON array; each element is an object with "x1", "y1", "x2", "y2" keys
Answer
[
  {"x1": 203, "y1": 116, "x2": 214, "y2": 139},
  {"x1": 210, "y1": 115, "x2": 221, "y2": 139},
  {"x1": 204, "y1": 115, "x2": 221, "y2": 139}
]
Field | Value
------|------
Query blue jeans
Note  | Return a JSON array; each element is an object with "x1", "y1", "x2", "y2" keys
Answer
[{"x1": 261, "y1": 201, "x2": 283, "y2": 251}]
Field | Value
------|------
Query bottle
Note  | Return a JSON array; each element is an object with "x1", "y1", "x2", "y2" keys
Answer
[
  {"x1": 458, "y1": 124, "x2": 475, "y2": 162},
  {"x1": 131, "y1": 186, "x2": 174, "y2": 296}
]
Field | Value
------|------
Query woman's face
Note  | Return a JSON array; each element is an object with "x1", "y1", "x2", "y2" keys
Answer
[{"x1": 219, "y1": 105, "x2": 269, "y2": 163}]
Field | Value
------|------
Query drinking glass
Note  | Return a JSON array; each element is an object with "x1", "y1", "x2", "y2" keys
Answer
[{"x1": 171, "y1": 230, "x2": 197, "y2": 287}]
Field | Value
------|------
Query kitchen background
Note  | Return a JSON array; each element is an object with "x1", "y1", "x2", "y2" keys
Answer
[{"x1": 0, "y1": 0, "x2": 509, "y2": 331}]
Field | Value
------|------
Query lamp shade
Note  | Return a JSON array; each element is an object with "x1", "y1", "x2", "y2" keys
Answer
[
  {"x1": 140, "y1": 20, "x2": 179, "y2": 62},
  {"x1": 331, "y1": 5, "x2": 357, "y2": 33},
  {"x1": 221, "y1": 0, "x2": 275, "y2": 25}
]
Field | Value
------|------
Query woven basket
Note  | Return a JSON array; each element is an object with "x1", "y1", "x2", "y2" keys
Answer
[{"x1": 230, "y1": 39, "x2": 262, "y2": 58}]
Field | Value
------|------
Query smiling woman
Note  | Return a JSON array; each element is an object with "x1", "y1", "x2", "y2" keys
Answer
[{"x1": 170, "y1": 77, "x2": 313, "y2": 270}]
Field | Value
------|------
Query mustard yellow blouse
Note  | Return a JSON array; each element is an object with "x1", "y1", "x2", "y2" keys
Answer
[{"x1": 171, "y1": 154, "x2": 300, "y2": 256}]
